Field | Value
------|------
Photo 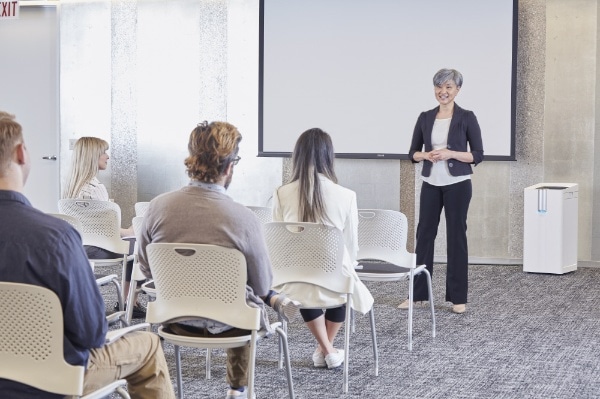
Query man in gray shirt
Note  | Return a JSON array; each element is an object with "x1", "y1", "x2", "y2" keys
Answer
[{"x1": 137, "y1": 120, "x2": 298, "y2": 399}]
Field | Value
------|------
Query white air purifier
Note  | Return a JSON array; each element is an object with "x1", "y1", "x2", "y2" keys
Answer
[{"x1": 523, "y1": 183, "x2": 578, "y2": 274}]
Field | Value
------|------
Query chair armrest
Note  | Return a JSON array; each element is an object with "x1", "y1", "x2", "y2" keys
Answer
[
  {"x1": 105, "y1": 323, "x2": 151, "y2": 345},
  {"x1": 106, "y1": 310, "x2": 126, "y2": 325}
]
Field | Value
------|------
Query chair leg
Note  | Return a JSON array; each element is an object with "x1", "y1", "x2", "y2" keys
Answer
[
  {"x1": 407, "y1": 272, "x2": 414, "y2": 351},
  {"x1": 343, "y1": 299, "x2": 352, "y2": 393},
  {"x1": 125, "y1": 280, "x2": 138, "y2": 325},
  {"x1": 278, "y1": 319, "x2": 288, "y2": 369},
  {"x1": 120, "y1": 257, "x2": 128, "y2": 307},
  {"x1": 111, "y1": 278, "x2": 124, "y2": 312},
  {"x1": 206, "y1": 349, "x2": 211, "y2": 379},
  {"x1": 247, "y1": 332, "x2": 258, "y2": 399},
  {"x1": 424, "y1": 269, "x2": 436, "y2": 338},
  {"x1": 275, "y1": 326, "x2": 295, "y2": 399},
  {"x1": 175, "y1": 345, "x2": 183, "y2": 399},
  {"x1": 110, "y1": 278, "x2": 126, "y2": 328},
  {"x1": 369, "y1": 307, "x2": 379, "y2": 376}
]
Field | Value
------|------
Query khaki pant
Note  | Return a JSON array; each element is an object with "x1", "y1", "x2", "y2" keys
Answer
[
  {"x1": 77, "y1": 331, "x2": 175, "y2": 399},
  {"x1": 167, "y1": 323, "x2": 251, "y2": 388}
]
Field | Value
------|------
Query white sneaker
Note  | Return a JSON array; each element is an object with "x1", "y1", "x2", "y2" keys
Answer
[
  {"x1": 225, "y1": 388, "x2": 256, "y2": 399},
  {"x1": 312, "y1": 348, "x2": 326, "y2": 368},
  {"x1": 398, "y1": 299, "x2": 429, "y2": 310},
  {"x1": 325, "y1": 349, "x2": 345, "y2": 369}
]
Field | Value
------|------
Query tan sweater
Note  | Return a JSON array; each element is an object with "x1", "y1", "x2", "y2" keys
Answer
[{"x1": 138, "y1": 184, "x2": 273, "y2": 305}]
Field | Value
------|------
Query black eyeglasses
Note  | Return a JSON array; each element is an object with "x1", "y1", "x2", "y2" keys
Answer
[{"x1": 232, "y1": 156, "x2": 241, "y2": 165}]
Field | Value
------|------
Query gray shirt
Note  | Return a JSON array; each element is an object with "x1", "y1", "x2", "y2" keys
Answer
[{"x1": 137, "y1": 182, "x2": 273, "y2": 330}]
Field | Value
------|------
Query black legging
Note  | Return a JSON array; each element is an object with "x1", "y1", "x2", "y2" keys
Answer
[{"x1": 300, "y1": 305, "x2": 346, "y2": 323}]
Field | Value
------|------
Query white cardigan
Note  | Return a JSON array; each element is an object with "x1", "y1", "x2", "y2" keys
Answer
[{"x1": 272, "y1": 175, "x2": 374, "y2": 314}]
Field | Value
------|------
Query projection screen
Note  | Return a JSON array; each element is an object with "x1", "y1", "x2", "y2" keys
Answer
[{"x1": 259, "y1": 0, "x2": 517, "y2": 160}]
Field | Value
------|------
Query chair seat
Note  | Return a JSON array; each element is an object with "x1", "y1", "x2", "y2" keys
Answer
[
  {"x1": 357, "y1": 261, "x2": 426, "y2": 281},
  {"x1": 357, "y1": 261, "x2": 411, "y2": 274},
  {"x1": 158, "y1": 325, "x2": 271, "y2": 350}
]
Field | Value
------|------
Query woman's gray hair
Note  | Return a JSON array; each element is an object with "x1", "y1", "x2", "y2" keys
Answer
[{"x1": 433, "y1": 68, "x2": 463, "y2": 87}]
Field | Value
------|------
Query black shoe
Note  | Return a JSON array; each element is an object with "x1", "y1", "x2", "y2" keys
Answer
[
  {"x1": 113, "y1": 302, "x2": 147, "y2": 319},
  {"x1": 131, "y1": 303, "x2": 147, "y2": 319}
]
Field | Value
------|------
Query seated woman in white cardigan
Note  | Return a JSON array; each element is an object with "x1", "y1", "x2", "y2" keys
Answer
[{"x1": 272, "y1": 128, "x2": 374, "y2": 370}]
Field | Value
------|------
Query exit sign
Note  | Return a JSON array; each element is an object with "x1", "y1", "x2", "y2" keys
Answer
[{"x1": 1, "y1": 1, "x2": 19, "y2": 19}]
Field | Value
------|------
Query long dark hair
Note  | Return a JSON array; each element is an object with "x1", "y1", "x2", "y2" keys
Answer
[{"x1": 290, "y1": 128, "x2": 337, "y2": 223}]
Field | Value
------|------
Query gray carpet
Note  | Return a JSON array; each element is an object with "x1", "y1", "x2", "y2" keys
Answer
[{"x1": 102, "y1": 264, "x2": 600, "y2": 399}]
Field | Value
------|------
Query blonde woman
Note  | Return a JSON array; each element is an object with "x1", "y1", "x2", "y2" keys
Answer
[
  {"x1": 63, "y1": 137, "x2": 111, "y2": 200},
  {"x1": 63, "y1": 137, "x2": 142, "y2": 318}
]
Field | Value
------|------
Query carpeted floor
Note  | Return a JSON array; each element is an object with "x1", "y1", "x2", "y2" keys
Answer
[{"x1": 103, "y1": 264, "x2": 600, "y2": 399}]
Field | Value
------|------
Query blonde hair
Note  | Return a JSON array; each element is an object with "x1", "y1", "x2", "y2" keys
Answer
[
  {"x1": 184, "y1": 121, "x2": 242, "y2": 183},
  {"x1": 0, "y1": 111, "x2": 22, "y2": 176},
  {"x1": 63, "y1": 137, "x2": 109, "y2": 198}
]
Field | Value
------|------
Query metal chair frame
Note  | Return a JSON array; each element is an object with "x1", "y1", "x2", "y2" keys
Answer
[
  {"x1": 356, "y1": 209, "x2": 436, "y2": 351},
  {"x1": 145, "y1": 243, "x2": 295, "y2": 399},
  {"x1": 264, "y1": 221, "x2": 378, "y2": 394}
]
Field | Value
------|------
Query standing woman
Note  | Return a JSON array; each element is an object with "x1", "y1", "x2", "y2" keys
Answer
[
  {"x1": 63, "y1": 137, "x2": 142, "y2": 317},
  {"x1": 401, "y1": 68, "x2": 483, "y2": 314},
  {"x1": 272, "y1": 128, "x2": 374, "y2": 369}
]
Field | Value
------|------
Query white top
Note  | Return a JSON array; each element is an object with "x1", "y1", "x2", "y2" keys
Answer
[
  {"x1": 272, "y1": 174, "x2": 374, "y2": 314},
  {"x1": 77, "y1": 177, "x2": 109, "y2": 201},
  {"x1": 422, "y1": 118, "x2": 471, "y2": 187}
]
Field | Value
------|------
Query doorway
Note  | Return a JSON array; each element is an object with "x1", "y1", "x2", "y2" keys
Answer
[{"x1": 0, "y1": 4, "x2": 59, "y2": 212}]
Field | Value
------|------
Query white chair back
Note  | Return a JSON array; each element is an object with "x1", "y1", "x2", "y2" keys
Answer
[
  {"x1": 0, "y1": 282, "x2": 84, "y2": 395},
  {"x1": 134, "y1": 201, "x2": 150, "y2": 217},
  {"x1": 264, "y1": 221, "x2": 359, "y2": 393},
  {"x1": 58, "y1": 199, "x2": 129, "y2": 255},
  {"x1": 357, "y1": 209, "x2": 415, "y2": 267},
  {"x1": 356, "y1": 209, "x2": 435, "y2": 351},
  {"x1": 144, "y1": 243, "x2": 293, "y2": 399},
  {"x1": 131, "y1": 216, "x2": 145, "y2": 241},
  {"x1": 145, "y1": 243, "x2": 260, "y2": 330},
  {"x1": 264, "y1": 222, "x2": 351, "y2": 295},
  {"x1": 247, "y1": 206, "x2": 273, "y2": 224}
]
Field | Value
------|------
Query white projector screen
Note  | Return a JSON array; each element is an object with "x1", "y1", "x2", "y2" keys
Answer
[{"x1": 259, "y1": 0, "x2": 517, "y2": 160}]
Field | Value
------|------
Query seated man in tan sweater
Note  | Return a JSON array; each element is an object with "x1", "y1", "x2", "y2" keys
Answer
[{"x1": 137, "y1": 120, "x2": 299, "y2": 399}]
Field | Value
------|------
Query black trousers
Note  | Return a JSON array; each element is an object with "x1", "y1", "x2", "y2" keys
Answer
[{"x1": 412, "y1": 179, "x2": 472, "y2": 304}]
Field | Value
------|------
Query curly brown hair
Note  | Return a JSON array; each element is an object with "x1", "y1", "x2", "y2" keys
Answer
[{"x1": 184, "y1": 121, "x2": 242, "y2": 183}]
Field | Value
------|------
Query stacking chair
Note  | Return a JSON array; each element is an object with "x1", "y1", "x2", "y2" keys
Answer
[
  {"x1": 48, "y1": 212, "x2": 124, "y2": 313},
  {"x1": 263, "y1": 221, "x2": 378, "y2": 394},
  {"x1": 356, "y1": 209, "x2": 436, "y2": 351},
  {"x1": 0, "y1": 282, "x2": 148, "y2": 398},
  {"x1": 57, "y1": 199, "x2": 130, "y2": 311},
  {"x1": 247, "y1": 205, "x2": 273, "y2": 224},
  {"x1": 134, "y1": 201, "x2": 150, "y2": 217},
  {"x1": 145, "y1": 243, "x2": 294, "y2": 399}
]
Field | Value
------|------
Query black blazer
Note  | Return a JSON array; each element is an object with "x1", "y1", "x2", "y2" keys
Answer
[{"x1": 408, "y1": 103, "x2": 484, "y2": 177}]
